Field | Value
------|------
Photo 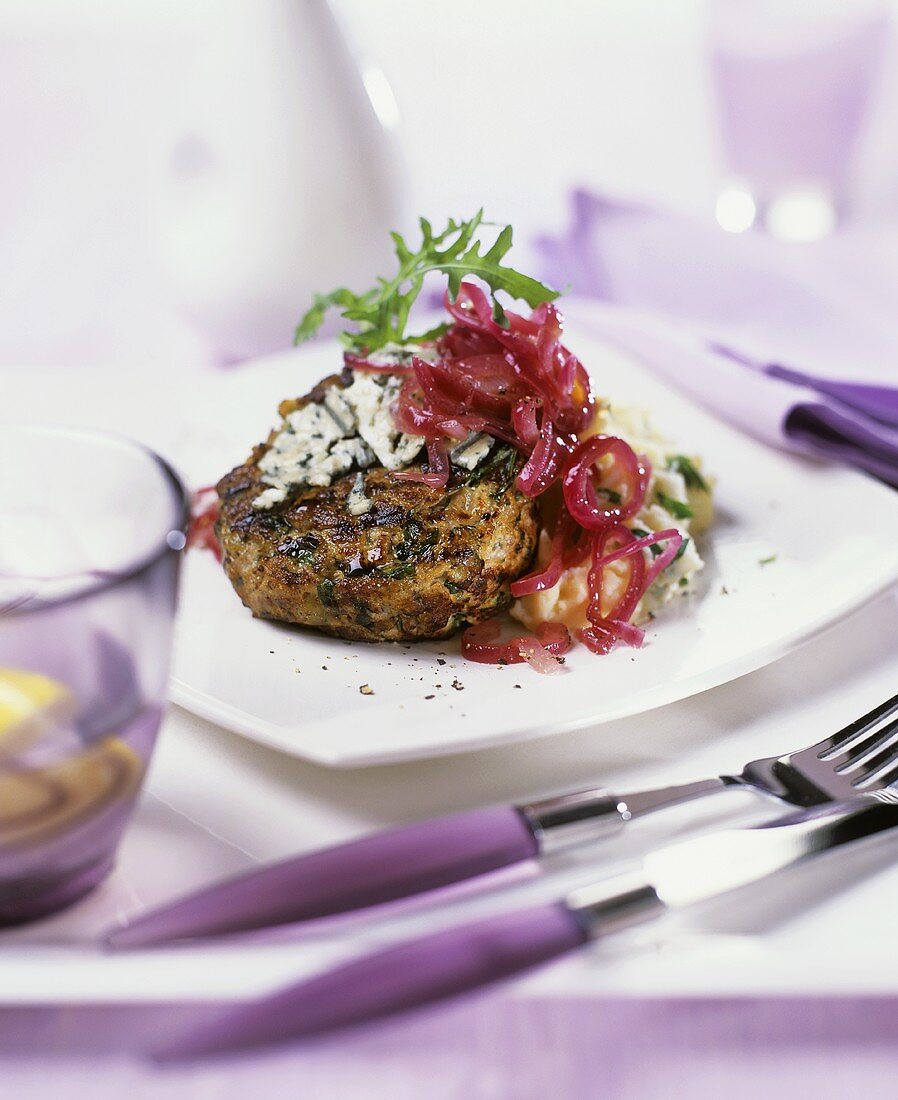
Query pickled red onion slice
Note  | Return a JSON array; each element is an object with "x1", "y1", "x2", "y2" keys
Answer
[
  {"x1": 512, "y1": 398, "x2": 540, "y2": 449},
  {"x1": 580, "y1": 526, "x2": 684, "y2": 654},
  {"x1": 515, "y1": 415, "x2": 575, "y2": 499},
  {"x1": 444, "y1": 284, "x2": 593, "y2": 435},
  {"x1": 586, "y1": 524, "x2": 646, "y2": 628},
  {"x1": 460, "y1": 620, "x2": 571, "y2": 672},
  {"x1": 343, "y1": 352, "x2": 415, "y2": 374},
  {"x1": 321, "y1": 280, "x2": 688, "y2": 666},
  {"x1": 187, "y1": 486, "x2": 222, "y2": 562},
  {"x1": 394, "y1": 439, "x2": 450, "y2": 488},
  {"x1": 562, "y1": 437, "x2": 649, "y2": 529},
  {"x1": 511, "y1": 506, "x2": 583, "y2": 597},
  {"x1": 642, "y1": 529, "x2": 685, "y2": 589}
]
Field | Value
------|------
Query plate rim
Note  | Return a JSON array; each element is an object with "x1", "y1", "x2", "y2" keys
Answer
[
  {"x1": 169, "y1": 326, "x2": 898, "y2": 767},
  {"x1": 170, "y1": 576, "x2": 897, "y2": 767}
]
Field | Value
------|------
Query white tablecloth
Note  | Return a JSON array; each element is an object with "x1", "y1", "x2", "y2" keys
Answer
[{"x1": 3, "y1": 3, "x2": 898, "y2": 1094}]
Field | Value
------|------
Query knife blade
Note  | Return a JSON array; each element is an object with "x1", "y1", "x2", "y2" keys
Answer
[
  {"x1": 154, "y1": 796, "x2": 898, "y2": 1060},
  {"x1": 572, "y1": 795, "x2": 898, "y2": 922}
]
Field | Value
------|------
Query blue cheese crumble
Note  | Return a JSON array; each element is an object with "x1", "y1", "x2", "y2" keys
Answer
[
  {"x1": 450, "y1": 432, "x2": 494, "y2": 471},
  {"x1": 346, "y1": 471, "x2": 373, "y2": 517},
  {"x1": 253, "y1": 369, "x2": 494, "y2": 510}
]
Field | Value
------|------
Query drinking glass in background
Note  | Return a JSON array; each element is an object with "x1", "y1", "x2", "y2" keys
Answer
[
  {"x1": 0, "y1": 426, "x2": 188, "y2": 924},
  {"x1": 707, "y1": 0, "x2": 889, "y2": 241}
]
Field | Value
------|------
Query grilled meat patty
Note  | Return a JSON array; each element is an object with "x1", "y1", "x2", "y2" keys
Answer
[{"x1": 216, "y1": 379, "x2": 539, "y2": 643}]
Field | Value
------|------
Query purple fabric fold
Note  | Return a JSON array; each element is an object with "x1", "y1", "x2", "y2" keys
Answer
[
  {"x1": 537, "y1": 190, "x2": 898, "y2": 488},
  {"x1": 786, "y1": 404, "x2": 898, "y2": 485},
  {"x1": 768, "y1": 370, "x2": 898, "y2": 430}
]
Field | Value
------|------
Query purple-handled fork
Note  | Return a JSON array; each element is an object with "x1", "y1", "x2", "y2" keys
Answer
[
  {"x1": 105, "y1": 693, "x2": 898, "y2": 949},
  {"x1": 155, "y1": 795, "x2": 898, "y2": 1059}
]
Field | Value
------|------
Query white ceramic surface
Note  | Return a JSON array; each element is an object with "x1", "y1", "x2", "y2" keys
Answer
[
  {"x1": 152, "y1": 0, "x2": 403, "y2": 360},
  {"x1": 168, "y1": 320, "x2": 898, "y2": 765},
  {"x1": 5, "y1": 581, "x2": 898, "y2": 1006}
]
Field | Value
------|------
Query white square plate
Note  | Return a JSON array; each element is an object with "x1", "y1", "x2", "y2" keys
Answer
[{"x1": 169, "y1": 317, "x2": 898, "y2": 766}]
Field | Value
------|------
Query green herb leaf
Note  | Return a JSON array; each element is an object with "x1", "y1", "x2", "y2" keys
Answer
[
  {"x1": 294, "y1": 289, "x2": 369, "y2": 346},
  {"x1": 317, "y1": 578, "x2": 336, "y2": 607},
  {"x1": 666, "y1": 455, "x2": 709, "y2": 493},
  {"x1": 655, "y1": 491, "x2": 693, "y2": 520},
  {"x1": 293, "y1": 213, "x2": 559, "y2": 354},
  {"x1": 278, "y1": 534, "x2": 320, "y2": 566},
  {"x1": 455, "y1": 443, "x2": 521, "y2": 498},
  {"x1": 379, "y1": 562, "x2": 416, "y2": 580},
  {"x1": 759, "y1": 554, "x2": 777, "y2": 566},
  {"x1": 632, "y1": 528, "x2": 691, "y2": 567},
  {"x1": 630, "y1": 528, "x2": 663, "y2": 558}
]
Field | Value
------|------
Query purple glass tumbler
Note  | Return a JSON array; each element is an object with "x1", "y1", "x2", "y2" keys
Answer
[
  {"x1": 0, "y1": 425, "x2": 188, "y2": 924},
  {"x1": 708, "y1": 0, "x2": 888, "y2": 240}
]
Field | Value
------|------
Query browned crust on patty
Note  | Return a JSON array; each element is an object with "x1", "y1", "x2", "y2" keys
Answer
[{"x1": 215, "y1": 420, "x2": 538, "y2": 642}]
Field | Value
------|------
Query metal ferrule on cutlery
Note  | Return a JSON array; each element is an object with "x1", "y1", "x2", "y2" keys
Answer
[
  {"x1": 567, "y1": 795, "x2": 898, "y2": 938},
  {"x1": 155, "y1": 797, "x2": 898, "y2": 1059},
  {"x1": 519, "y1": 778, "x2": 727, "y2": 854},
  {"x1": 104, "y1": 780, "x2": 725, "y2": 950},
  {"x1": 107, "y1": 692, "x2": 898, "y2": 950}
]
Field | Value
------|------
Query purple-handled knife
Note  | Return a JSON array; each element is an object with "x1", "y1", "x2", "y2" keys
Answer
[
  {"x1": 106, "y1": 689, "x2": 898, "y2": 949},
  {"x1": 155, "y1": 902, "x2": 591, "y2": 1059},
  {"x1": 154, "y1": 798, "x2": 898, "y2": 1060},
  {"x1": 106, "y1": 780, "x2": 720, "y2": 949}
]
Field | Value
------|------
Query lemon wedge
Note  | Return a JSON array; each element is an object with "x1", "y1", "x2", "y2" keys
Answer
[
  {"x1": 0, "y1": 667, "x2": 76, "y2": 758},
  {"x1": 0, "y1": 668, "x2": 144, "y2": 846},
  {"x1": 0, "y1": 736, "x2": 144, "y2": 846}
]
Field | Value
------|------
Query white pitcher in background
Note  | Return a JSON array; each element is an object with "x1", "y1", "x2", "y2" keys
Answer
[{"x1": 152, "y1": 0, "x2": 403, "y2": 362}]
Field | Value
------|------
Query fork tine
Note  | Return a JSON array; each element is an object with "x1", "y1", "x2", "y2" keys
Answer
[
  {"x1": 831, "y1": 717, "x2": 898, "y2": 775},
  {"x1": 855, "y1": 760, "x2": 898, "y2": 791},
  {"x1": 851, "y1": 739, "x2": 898, "y2": 789},
  {"x1": 872, "y1": 762, "x2": 898, "y2": 791},
  {"x1": 815, "y1": 692, "x2": 898, "y2": 760}
]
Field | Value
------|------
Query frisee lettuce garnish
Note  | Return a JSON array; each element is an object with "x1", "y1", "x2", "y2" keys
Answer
[{"x1": 293, "y1": 211, "x2": 558, "y2": 354}]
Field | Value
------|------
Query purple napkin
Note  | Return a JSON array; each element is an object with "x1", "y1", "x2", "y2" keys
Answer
[{"x1": 537, "y1": 191, "x2": 898, "y2": 487}]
